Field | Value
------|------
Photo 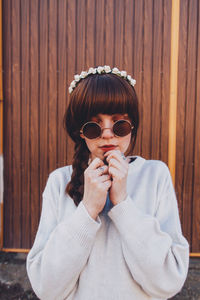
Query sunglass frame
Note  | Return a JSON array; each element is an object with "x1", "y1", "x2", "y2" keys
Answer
[{"x1": 80, "y1": 119, "x2": 134, "y2": 139}]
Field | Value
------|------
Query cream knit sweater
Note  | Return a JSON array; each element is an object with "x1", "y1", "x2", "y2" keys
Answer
[{"x1": 27, "y1": 156, "x2": 189, "y2": 300}]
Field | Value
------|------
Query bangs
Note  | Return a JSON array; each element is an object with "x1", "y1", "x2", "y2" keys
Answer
[{"x1": 73, "y1": 74, "x2": 136, "y2": 124}]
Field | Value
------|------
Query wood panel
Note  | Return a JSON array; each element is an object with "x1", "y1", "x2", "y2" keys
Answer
[
  {"x1": 133, "y1": 0, "x2": 143, "y2": 155},
  {"x1": 21, "y1": 0, "x2": 30, "y2": 248},
  {"x1": 142, "y1": 0, "x2": 153, "y2": 158},
  {"x1": 30, "y1": 0, "x2": 40, "y2": 247},
  {"x1": 57, "y1": 0, "x2": 68, "y2": 168},
  {"x1": 105, "y1": 0, "x2": 114, "y2": 65},
  {"x1": 3, "y1": 0, "x2": 198, "y2": 252},
  {"x1": 176, "y1": 0, "x2": 200, "y2": 252},
  {"x1": 193, "y1": 0, "x2": 200, "y2": 253},
  {"x1": 3, "y1": 0, "x2": 13, "y2": 247},
  {"x1": 66, "y1": 0, "x2": 75, "y2": 164},
  {"x1": 49, "y1": 0, "x2": 58, "y2": 173}
]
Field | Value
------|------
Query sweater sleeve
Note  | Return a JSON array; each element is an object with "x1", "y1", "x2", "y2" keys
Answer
[
  {"x1": 26, "y1": 172, "x2": 101, "y2": 300},
  {"x1": 108, "y1": 164, "x2": 189, "y2": 299}
]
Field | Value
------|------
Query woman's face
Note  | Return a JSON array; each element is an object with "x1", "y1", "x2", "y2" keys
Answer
[{"x1": 80, "y1": 114, "x2": 132, "y2": 161}]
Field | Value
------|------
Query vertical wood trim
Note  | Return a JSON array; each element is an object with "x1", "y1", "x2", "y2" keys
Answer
[{"x1": 168, "y1": 0, "x2": 180, "y2": 184}]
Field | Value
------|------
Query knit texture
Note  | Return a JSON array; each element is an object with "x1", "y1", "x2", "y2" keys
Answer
[{"x1": 27, "y1": 156, "x2": 189, "y2": 300}]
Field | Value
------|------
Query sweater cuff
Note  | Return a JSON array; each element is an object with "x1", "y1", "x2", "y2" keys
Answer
[{"x1": 61, "y1": 201, "x2": 101, "y2": 248}]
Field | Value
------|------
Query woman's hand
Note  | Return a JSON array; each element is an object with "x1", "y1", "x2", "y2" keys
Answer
[
  {"x1": 104, "y1": 150, "x2": 129, "y2": 205},
  {"x1": 82, "y1": 158, "x2": 111, "y2": 220}
]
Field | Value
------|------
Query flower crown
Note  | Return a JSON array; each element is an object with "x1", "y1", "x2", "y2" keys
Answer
[{"x1": 68, "y1": 65, "x2": 136, "y2": 94}]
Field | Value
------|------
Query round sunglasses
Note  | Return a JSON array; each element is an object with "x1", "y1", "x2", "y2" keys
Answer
[{"x1": 80, "y1": 119, "x2": 134, "y2": 139}]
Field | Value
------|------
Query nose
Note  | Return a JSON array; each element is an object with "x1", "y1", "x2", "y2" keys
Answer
[{"x1": 101, "y1": 121, "x2": 114, "y2": 139}]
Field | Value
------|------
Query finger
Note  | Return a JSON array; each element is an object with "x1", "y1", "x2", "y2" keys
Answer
[
  {"x1": 86, "y1": 165, "x2": 109, "y2": 181},
  {"x1": 108, "y1": 166, "x2": 126, "y2": 180},
  {"x1": 106, "y1": 155, "x2": 128, "y2": 170},
  {"x1": 103, "y1": 179, "x2": 112, "y2": 190},
  {"x1": 108, "y1": 159, "x2": 128, "y2": 175},
  {"x1": 96, "y1": 165, "x2": 109, "y2": 175},
  {"x1": 98, "y1": 174, "x2": 111, "y2": 182},
  {"x1": 88, "y1": 157, "x2": 104, "y2": 170},
  {"x1": 104, "y1": 150, "x2": 127, "y2": 165},
  {"x1": 104, "y1": 149, "x2": 121, "y2": 157}
]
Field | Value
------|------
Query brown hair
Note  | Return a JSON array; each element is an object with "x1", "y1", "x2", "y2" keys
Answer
[{"x1": 64, "y1": 73, "x2": 139, "y2": 205}]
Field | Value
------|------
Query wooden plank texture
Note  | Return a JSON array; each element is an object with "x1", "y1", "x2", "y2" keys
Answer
[
  {"x1": 21, "y1": 0, "x2": 30, "y2": 248},
  {"x1": 49, "y1": 0, "x2": 58, "y2": 173},
  {"x1": 192, "y1": 0, "x2": 200, "y2": 253},
  {"x1": 30, "y1": 0, "x2": 40, "y2": 245},
  {"x1": 161, "y1": 0, "x2": 171, "y2": 164},
  {"x1": 151, "y1": 0, "x2": 163, "y2": 159},
  {"x1": 66, "y1": 0, "x2": 76, "y2": 164},
  {"x1": 57, "y1": 0, "x2": 67, "y2": 168},
  {"x1": 86, "y1": 0, "x2": 95, "y2": 67},
  {"x1": 3, "y1": 0, "x2": 13, "y2": 248},
  {"x1": 114, "y1": 0, "x2": 124, "y2": 68},
  {"x1": 39, "y1": 0, "x2": 48, "y2": 213},
  {"x1": 105, "y1": 0, "x2": 114, "y2": 66},
  {"x1": 95, "y1": 0, "x2": 105, "y2": 65},
  {"x1": 176, "y1": 0, "x2": 188, "y2": 225},
  {"x1": 11, "y1": 0, "x2": 21, "y2": 248},
  {"x1": 176, "y1": 0, "x2": 200, "y2": 251},
  {"x1": 2, "y1": 0, "x2": 199, "y2": 252},
  {"x1": 133, "y1": 0, "x2": 143, "y2": 155},
  {"x1": 142, "y1": 0, "x2": 153, "y2": 159}
]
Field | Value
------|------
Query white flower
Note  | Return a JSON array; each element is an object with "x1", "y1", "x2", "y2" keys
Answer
[
  {"x1": 130, "y1": 79, "x2": 136, "y2": 86},
  {"x1": 97, "y1": 66, "x2": 104, "y2": 74},
  {"x1": 121, "y1": 71, "x2": 127, "y2": 77},
  {"x1": 104, "y1": 65, "x2": 111, "y2": 73},
  {"x1": 68, "y1": 66, "x2": 136, "y2": 94},
  {"x1": 70, "y1": 80, "x2": 76, "y2": 88},
  {"x1": 69, "y1": 86, "x2": 73, "y2": 93},
  {"x1": 112, "y1": 67, "x2": 120, "y2": 75},
  {"x1": 88, "y1": 67, "x2": 96, "y2": 74},
  {"x1": 74, "y1": 74, "x2": 80, "y2": 82},
  {"x1": 80, "y1": 71, "x2": 87, "y2": 78}
]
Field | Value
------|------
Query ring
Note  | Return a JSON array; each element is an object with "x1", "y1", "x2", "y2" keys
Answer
[
  {"x1": 121, "y1": 153, "x2": 126, "y2": 160},
  {"x1": 98, "y1": 166, "x2": 104, "y2": 172}
]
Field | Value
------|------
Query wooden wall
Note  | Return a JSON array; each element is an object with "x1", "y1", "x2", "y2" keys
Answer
[
  {"x1": 176, "y1": 0, "x2": 200, "y2": 253},
  {"x1": 1, "y1": 0, "x2": 199, "y2": 253}
]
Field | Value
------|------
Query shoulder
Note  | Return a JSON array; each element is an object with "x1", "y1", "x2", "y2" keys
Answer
[
  {"x1": 143, "y1": 158, "x2": 169, "y2": 174},
  {"x1": 43, "y1": 165, "x2": 72, "y2": 197},
  {"x1": 129, "y1": 156, "x2": 169, "y2": 172},
  {"x1": 128, "y1": 156, "x2": 175, "y2": 199},
  {"x1": 48, "y1": 165, "x2": 72, "y2": 182},
  {"x1": 129, "y1": 156, "x2": 172, "y2": 182}
]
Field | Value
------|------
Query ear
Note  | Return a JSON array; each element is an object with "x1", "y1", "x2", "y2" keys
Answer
[{"x1": 80, "y1": 132, "x2": 85, "y2": 139}]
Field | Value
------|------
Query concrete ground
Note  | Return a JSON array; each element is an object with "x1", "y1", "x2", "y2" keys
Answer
[{"x1": 0, "y1": 252, "x2": 199, "y2": 300}]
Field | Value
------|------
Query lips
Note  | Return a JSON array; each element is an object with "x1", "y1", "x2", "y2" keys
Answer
[{"x1": 100, "y1": 145, "x2": 116, "y2": 151}]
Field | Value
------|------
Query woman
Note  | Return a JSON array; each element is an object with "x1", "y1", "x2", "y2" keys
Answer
[{"x1": 27, "y1": 66, "x2": 189, "y2": 300}]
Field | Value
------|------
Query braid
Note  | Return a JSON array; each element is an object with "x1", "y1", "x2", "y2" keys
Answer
[{"x1": 66, "y1": 140, "x2": 90, "y2": 206}]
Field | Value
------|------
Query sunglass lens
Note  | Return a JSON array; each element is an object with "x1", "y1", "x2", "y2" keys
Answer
[
  {"x1": 82, "y1": 122, "x2": 101, "y2": 139},
  {"x1": 113, "y1": 120, "x2": 132, "y2": 137}
]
